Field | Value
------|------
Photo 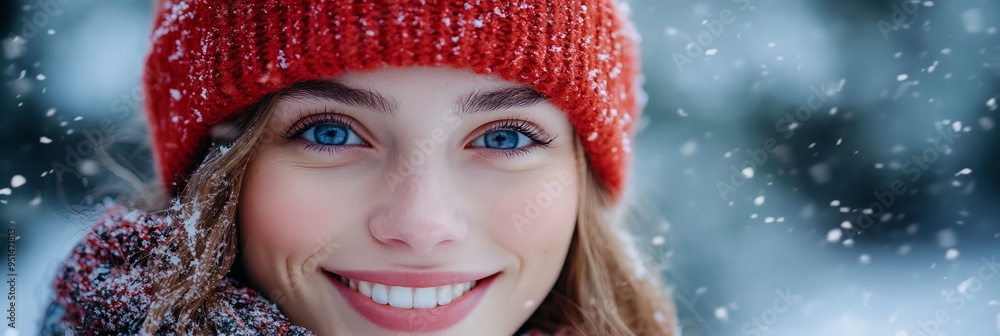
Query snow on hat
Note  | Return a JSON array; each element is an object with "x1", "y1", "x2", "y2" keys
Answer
[{"x1": 143, "y1": 0, "x2": 642, "y2": 200}]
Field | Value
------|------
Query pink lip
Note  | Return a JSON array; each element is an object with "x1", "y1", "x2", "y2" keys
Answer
[{"x1": 325, "y1": 270, "x2": 500, "y2": 333}]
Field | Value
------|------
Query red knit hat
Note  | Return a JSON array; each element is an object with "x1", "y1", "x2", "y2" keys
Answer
[{"x1": 143, "y1": 0, "x2": 642, "y2": 200}]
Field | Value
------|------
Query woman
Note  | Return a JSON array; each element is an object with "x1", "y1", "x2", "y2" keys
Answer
[{"x1": 46, "y1": 1, "x2": 676, "y2": 335}]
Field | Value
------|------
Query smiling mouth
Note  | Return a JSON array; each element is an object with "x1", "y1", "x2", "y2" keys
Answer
[
  {"x1": 331, "y1": 273, "x2": 479, "y2": 309},
  {"x1": 324, "y1": 270, "x2": 501, "y2": 332}
]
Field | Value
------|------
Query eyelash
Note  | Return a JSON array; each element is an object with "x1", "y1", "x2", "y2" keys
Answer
[
  {"x1": 282, "y1": 110, "x2": 365, "y2": 154},
  {"x1": 281, "y1": 110, "x2": 557, "y2": 158},
  {"x1": 474, "y1": 118, "x2": 556, "y2": 159}
]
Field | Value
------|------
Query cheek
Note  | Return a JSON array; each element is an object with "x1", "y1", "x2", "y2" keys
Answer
[
  {"x1": 237, "y1": 158, "x2": 362, "y2": 290},
  {"x1": 484, "y1": 168, "x2": 578, "y2": 259},
  {"x1": 240, "y1": 166, "x2": 325, "y2": 250},
  {"x1": 477, "y1": 167, "x2": 578, "y2": 320}
]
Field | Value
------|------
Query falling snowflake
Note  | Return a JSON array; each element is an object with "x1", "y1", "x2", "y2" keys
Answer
[
  {"x1": 826, "y1": 229, "x2": 842, "y2": 242},
  {"x1": 11, "y1": 175, "x2": 26, "y2": 188},
  {"x1": 714, "y1": 307, "x2": 729, "y2": 321},
  {"x1": 945, "y1": 249, "x2": 959, "y2": 260}
]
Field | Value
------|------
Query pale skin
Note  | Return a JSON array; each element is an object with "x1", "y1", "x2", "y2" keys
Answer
[{"x1": 237, "y1": 66, "x2": 580, "y2": 335}]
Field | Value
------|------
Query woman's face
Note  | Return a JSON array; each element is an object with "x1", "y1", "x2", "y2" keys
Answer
[{"x1": 238, "y1": 66, "x2": 580, "y2": 335}]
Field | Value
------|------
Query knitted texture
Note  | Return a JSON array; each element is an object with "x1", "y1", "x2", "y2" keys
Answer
[
  {"x1": 43, "y1": 203, "x2": 577, "y2": 334},
  {"x1": 45, "y1": 203, "x2": 312, "y2": 335},
  {"x1": 144, "y1": 0, "x2": 642, "y2": 199}
]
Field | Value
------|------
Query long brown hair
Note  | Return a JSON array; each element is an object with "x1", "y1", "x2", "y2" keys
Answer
[
  {"x1": 523, "y1": 136, "x2": 676, "y2": 335},
  {"x1": 140, "y1": 87, "x2": 676, "y2": 335},
  {"x1": 140, "y1": 93, "x2": 278, "y2": 334}
]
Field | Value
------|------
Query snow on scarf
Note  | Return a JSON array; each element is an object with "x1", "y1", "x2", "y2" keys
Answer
[
  {"x1": 43, "y1": 202, "x2": 311, "y2": 335},
  {"x1": 43, "y1": 203, "x2": 568, "y2": 335}
]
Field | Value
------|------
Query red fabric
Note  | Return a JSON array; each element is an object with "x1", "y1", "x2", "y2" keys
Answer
[
  {"x1": 143, "y1": 0, "x2": 642, "y2": 200},
  {"x1": 46, "y1": 203, "x2": 312, "y2": 335}
]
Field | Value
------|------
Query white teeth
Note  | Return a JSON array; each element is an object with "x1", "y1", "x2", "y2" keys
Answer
[
  {"x1": 358, "y1": 281, "x2": 372, "y2": 297},
  {"x1": 413, "y1": 288, "x2": 437, "y2": 308},
  {"x1": 436, "y1": 286, "x2": 452, "y2": 305},
  {"x1": 388, "y1": 287, "x2": 414, "y2": 308},
  {"x1": 340, "y1": 276, "x2": 477, "y2": 309},
  {"x1": 371, "y1": 284, "x2": 389, "y2": 304}
]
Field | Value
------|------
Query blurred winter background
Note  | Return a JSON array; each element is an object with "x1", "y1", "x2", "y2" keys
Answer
[{"x1": 2, "y1": 0, "x2": 998, "y2": 335}]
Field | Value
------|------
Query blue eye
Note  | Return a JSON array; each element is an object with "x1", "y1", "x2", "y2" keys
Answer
[
  {"x1": 472, "y1": 129, "x2": 533, "y2": 149},
  {"x1": 301, "y1": 123, "x2": 364, "y2": 146}
]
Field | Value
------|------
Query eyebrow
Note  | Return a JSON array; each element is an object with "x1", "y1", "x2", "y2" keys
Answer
[
  {"x1": 277, "y1": 80, "x2": 548, "y2": 118},
  {"x1": 456, "y1": 86, "x2": 549, "y2": 118},
  {"x1": 279, "y1": 79, "x2": 398, "y2": 117}
]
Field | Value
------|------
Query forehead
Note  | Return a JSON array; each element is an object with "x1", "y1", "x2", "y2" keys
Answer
[{"x1": 336, "y1": 66, "x2": 513, "y2": 95}]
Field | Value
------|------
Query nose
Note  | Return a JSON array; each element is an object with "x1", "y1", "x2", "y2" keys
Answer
[{"x1": 368, "y1": 170, "x2": 469, "y2": 252}]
